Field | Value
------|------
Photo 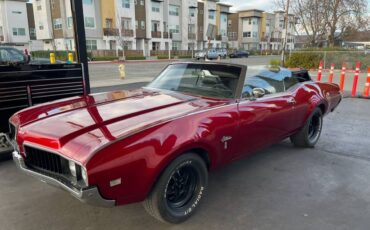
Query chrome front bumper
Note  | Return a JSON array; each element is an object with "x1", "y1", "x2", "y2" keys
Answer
[{"x1": 12, "y1": 151, "x2": 115, "y2": 207}]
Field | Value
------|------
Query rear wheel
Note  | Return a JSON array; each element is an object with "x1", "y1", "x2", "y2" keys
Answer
[
  {"x1": 143, "y1": 153, "x2": 208, "y2": 224},
  {"x1": 290, "y1": 107, "x2": 323, "y2": 147}
]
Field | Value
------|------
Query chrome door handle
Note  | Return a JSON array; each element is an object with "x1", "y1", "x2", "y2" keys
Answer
[{"x1": 287, "y1": 98, "x2": 296, "y2": 104}]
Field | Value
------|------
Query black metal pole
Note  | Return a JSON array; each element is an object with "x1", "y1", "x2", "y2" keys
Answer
[{"x1": 71, "y1": 0, "x2": 90, "y2": 94}]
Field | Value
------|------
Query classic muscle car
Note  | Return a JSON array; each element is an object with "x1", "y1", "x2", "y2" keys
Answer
[{"x1": 9, "y1": 63, "x2": 341, "y2": 223}]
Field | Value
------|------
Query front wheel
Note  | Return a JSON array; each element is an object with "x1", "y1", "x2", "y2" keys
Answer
[
  {"x1": 143, "y1": 153, "x2": 208, "y2": 224},
  {"x1": 290, "y1": 107, "x2": 323, "y2": 148}
]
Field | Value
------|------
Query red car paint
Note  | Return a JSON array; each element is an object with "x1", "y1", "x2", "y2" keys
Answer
[{"x1": 10, "y1": 66, "x2": 341, "y2": 206}]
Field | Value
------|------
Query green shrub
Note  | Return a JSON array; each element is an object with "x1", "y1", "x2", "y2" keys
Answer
[
  {"x1": 285, "y1": 52, "x2": 324, "y2": 69},
  {"x1": 91, "y1": 56, "x2": 118, "y2": 61},
  {"x1": 126, "y1": 56, "x2": 145, "y2": 60},
  {"x1": 269, "y1": 59, "x2": 281, "y2": 66},
  {"x1": 157, "y1": 55, "x2": 172, "y2": 59},
  {"x1": 285, "y1": 51, "x2": 369, "y2": 70}
]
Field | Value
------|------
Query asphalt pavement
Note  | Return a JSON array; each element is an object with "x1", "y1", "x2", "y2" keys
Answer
[{"x1": 0, "y1": 98, "x2": 369, "y2": 230}]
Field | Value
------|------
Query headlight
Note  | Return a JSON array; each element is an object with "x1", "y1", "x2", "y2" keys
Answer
[{"x1": 69, "y1": 161, "x2": 77, "y2": 177}]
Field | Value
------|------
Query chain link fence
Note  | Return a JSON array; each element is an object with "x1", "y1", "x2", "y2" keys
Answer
[{"x1": 286, "y1": 51, "x2": 370, "y2": 71}]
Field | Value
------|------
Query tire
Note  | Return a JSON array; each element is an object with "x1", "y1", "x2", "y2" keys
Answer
[
  {"x1": 143, "y1": 153, "x2": 208, "y2": 224},
  {"x1": 290, "y1": 107, "x2": 323, "y2": 148}
]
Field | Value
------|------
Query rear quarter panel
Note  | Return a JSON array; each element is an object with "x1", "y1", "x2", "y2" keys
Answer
[{"x1": 292, "y1": 81, "x2": 340, "y2": 129}]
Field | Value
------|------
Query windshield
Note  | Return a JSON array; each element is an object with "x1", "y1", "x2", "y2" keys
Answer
[{"x1": 147, "y1": 63, "x2": 241, "y2": 99}]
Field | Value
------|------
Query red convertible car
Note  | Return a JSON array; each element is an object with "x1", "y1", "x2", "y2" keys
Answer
[{"x1": 9, "y1": 63, "x2": 341, "y2": 223}]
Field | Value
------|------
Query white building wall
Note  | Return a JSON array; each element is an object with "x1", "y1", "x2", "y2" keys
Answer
[
  {"x1": 0, "y1": 0, "x2": 30, "y2": 45},
  {"x1": 33, "y1": 0, "x2": 53, "y2": 41}
]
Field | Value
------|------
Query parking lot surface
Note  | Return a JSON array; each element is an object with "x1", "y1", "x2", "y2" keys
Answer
[{"x1": 1, "y1": 97, "x2": 369, "y2": 230}]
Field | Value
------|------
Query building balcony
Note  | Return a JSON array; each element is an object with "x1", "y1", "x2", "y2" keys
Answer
[
  {"x1": 188, "y1": 33, "x2": 196, "y2": 40},
  {"x1": 151, "y1": 31, "x2": 162, "y2": 38},
  {"x1": 270, "y1": 38, "x2": 282, "y2": 42},
  {"x1": 103, "y1": 28, "x2": 119, "y2": 36},
  {"x1": 122, "y1": 29, "x2": 134, "y2": 37},
  {"x1": 228, "y1": 35, "x2": 238, "y2": 41}
]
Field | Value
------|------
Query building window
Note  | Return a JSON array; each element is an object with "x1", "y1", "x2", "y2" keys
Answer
[
  {"x1": 83, "y1": 0, "x2": 93, "y2": 4},
  {"x1": 122, "y1": 18, "x2": 132, "y2": 30},
  {"x1": 152, "y1": 1, "x2": 160, "y2": 12},
  {"x1": 53, "y1": 18, "x2": 63, "y2": 30},
  {"x1": 141, "y1": 21, "x2": 145, "y2": 29},
  {"x1": 135, "y1": 20, "x2": 138, "y2": 29},
  {"x1": 37, "y1": 5, "x2": 42, "y2": 10},
  {"x1": 86, "y1": 40, "x2": 97, "y2": 50},
  {"x1": 12, "y1": 11, "x2": 22, "y2": 14},
  {"x1": 169, "y1": 5, "x2": 179, "y2": 16},
  {"x1": 253, "y1": 32, "x2": 258, "y2": 38},
  {"x1": 189, "y1": 8, "x2": 196, "y2": 17},
  {"x1": 172, "y1": 41, "x2": 181, "y2": 50},
  {"x1": 12, "y1": 28, "x2": 26, "y2": 36},
  {"x1": 67, "y1": 17, "x2": 73, "y2": 28},
  {"x1": 84, "y1": 17, "x2": 95, "y2": 28},
  {"x1": 39, "y1": 22, "x2": 44, "y2": 30},
  {"x1": 105, "y1": 18, "x2": 113, "y2": 28},
  {"x1": 0, "y1": 26, "x2": 3, "y2": 36},
  {"x1": 243, "y1": 32, "x2": 251, "y2": 37},
  {"x1": 151, "y1": 21, "x2": 160, "y2": 32},
  {"x1": 208, "y1": 11, "x2": 215, "y2": 19},
  {"x1": 29, "y1": 28, "x2": 36, "y2": 38},
  {"x1": 122, "y1": 0, "x2": 130, "y2": 8},
  {"x1": 169, "y1": 25, "x2": 180, "y2": 34},
  {"x1": 140, "y1": 0, "x2": 144, "y2": 5}
]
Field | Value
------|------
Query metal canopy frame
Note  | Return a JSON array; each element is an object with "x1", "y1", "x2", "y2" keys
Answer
[{"x1": 71, "y1": 0, "x2": 90, "y2": 94}]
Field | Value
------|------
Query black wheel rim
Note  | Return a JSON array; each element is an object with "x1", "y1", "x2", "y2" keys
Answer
[
  {"x1": 166, "y1": 165, "x2": 198, "y2": 209},
  {"x1": 308, "y1": 112, "x2": 322, "y2": 141}
]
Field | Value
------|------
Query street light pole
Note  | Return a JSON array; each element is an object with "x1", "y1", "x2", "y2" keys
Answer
[{"x1": 280, "y1": 0, "x2": 290, "y2": 66}]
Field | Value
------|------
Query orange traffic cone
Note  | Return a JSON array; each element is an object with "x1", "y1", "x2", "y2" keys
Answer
[
  {"x1": 317, "y1": 60, "x2": 323, "y2": 81},
  {"x1": 328, "y1": 63, "x2": 335, "y2": 83},
  {"x1": 339, "y1": 64, "x2": 346, "y2": 92},
  {"x1": 363, "y1": 67, "x2": 370, "y2": 98}
]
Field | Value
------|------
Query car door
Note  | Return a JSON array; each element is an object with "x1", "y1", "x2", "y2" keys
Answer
[{"x1": 233, "y1": 70, "x2": 297, "y2": 159}]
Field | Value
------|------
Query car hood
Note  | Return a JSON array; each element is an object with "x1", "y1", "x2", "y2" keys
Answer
[{"x1": 13, "y1": 88, "x2": 227, "y2": 164}]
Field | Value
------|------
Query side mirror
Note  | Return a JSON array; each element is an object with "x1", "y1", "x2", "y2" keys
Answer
[{"x1": 252, "y1": 88, "x2": 265, "y2": 98}]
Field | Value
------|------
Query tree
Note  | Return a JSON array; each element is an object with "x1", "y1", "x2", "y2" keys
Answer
[
  {"x1": 275, "y1": 0, "x2": 368, "y2": 47},
  {"x1": 275, "y1": 0, "x2": 327, "y2": 47},
  {"x1": 322, "y1": 0, "x2": 368, "y2": 47}
]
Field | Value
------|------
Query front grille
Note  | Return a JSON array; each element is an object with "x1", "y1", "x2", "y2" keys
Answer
[{"x1": 24, "y1": 145, "x2": 69, "y2": 175}]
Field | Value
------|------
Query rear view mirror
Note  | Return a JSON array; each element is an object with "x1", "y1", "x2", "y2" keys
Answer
[{"x1": 252, "y1": 88, "x2": 265, "y2": 98}]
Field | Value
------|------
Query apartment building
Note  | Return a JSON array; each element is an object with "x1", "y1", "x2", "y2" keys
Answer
[
  {"x1": 0, "y1": 0, "x2": 30, "y2": 47},
  {"x1": 216, "y1": 2, "x2": 231, "y2": 48},
  {"x1": 260, "y1": 11, "x2": 296, "y2": 51},
  {"x1": 27, "y1": 0, "x2": 296, "y2": 53},
  {"x1": 33, "y1": 0, "x2": 104, "y2": 51}
]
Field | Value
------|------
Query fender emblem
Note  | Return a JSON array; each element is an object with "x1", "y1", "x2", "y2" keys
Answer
[{"x1": 221, "y1": 136, "x2": 232, "y2": 149}]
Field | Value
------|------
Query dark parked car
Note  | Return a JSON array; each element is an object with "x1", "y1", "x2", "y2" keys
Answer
[
  {"x1": 0, "y1": 47, "x2": 29, "y2": 65},
  {"x1": 229, "y1": 50, "x2": 249, "y2": 58}
]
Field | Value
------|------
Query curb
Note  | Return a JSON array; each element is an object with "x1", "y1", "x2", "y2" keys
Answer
[{"x1": 89, "y1": 59, "x2": 180, "y2": 64}]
